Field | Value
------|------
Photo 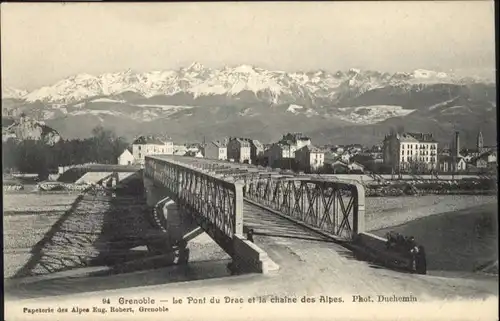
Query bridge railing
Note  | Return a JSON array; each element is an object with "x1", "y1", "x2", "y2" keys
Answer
[
  {"x1": 145, "y1": 156, "x2": 365, "y2": 241},
  {"x1": 243, "y1": 177, "x2": 365, "y2": 240},
  {"x1": 144, "y1": 156, "x2": 244, "y2": 253}
]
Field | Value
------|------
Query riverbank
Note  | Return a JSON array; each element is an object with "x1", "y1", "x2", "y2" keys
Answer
[
  {"x1": 373, "y1": 203, "x2": 498, "y2": 274},
  {"x1": 365, "y1": 195, "x2": 497, "y2": 231},
  {"x1": 365, "y1": 179, "x2": 497, "y2": 197}
]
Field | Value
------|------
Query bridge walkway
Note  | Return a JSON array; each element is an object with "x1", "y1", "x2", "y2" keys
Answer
[{"x1": 241, "y1": 201, "x2": 497, "y2": 299}]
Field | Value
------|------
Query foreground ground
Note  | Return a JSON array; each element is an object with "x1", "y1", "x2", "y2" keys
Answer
[
  {"x1": 3, "y1": 189, "x2": 498, "y2": 306},
  {"x1": 4, "y1": 197, "x2": 498, "y2": 321}
]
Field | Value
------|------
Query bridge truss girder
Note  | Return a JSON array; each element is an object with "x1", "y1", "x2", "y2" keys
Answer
[
  {"x1": 146, "y1": 156, "x2": 365, "y2": 242},
  {"x1": 145, "y1": 157, "x2": 244, "y2": 256}
]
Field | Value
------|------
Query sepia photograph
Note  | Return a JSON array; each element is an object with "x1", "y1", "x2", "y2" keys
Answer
[{"x1": 1, "y1": 2, "x2": 497, "y2": 320}]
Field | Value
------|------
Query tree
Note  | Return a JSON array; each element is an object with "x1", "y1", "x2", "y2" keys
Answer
[{"x1": 4, "y1": 125, "x2": 129, "y2": 175}]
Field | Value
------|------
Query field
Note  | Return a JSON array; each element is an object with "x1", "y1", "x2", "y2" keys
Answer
[
  {"x1": 3, "y1": 192, "x2": 80, "y2": 278},
  {"x1": 3, "y1": 187, "x2": 228, "y2": 284}
]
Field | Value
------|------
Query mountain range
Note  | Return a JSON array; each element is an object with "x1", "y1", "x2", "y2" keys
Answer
[{"x1": 2, "y1": 63, "x2": 496, "y2": 147}]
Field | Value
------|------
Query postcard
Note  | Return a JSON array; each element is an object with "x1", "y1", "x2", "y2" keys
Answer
[{"x1": 2, "y1": 2, "x2": 497, "y2": 320}]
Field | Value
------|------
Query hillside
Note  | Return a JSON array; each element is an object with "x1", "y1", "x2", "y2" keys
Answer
[{"x1": 2, "y1": 116, "x2": 62, "y2": 145}]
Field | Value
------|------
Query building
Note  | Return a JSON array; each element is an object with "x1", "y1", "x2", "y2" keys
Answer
[
  {"x1": 249, "y1": 139, "x2": 264, "y2": 164},
  {"x1": 173, "y1": 144, "x2": 188, "y2": 156},
  {"x1": 473, "y1": 157, "x2": 489, "y2": 169},
  {"x1": 340, "y1": 152, "x2": 351, "y2": 163},
  {"x1": 347, "y1": 161, "x2": 365, "y2": 173},
  {"x1": 471, "y1": 150, "x2": 497, "y2": 169},
  {"x1": 332, "y1": 146, "x2": 344, "y2": 154},
  {"x1": 227, "y1": 138, "x2": 251, "y2": 163},
  {"x1": 477, "y1": 130, "x2": 486, "y2": 153},
  {"x1": 464, "y1": 130, "x2": 495, "y2": 156},
  {"x1": 117, "y1": 148, "x2": 135, "y2": 165},
  {"x1": 279, "y1": 133, "x2": 311, "y2": 155},
  {"x1": 294, "y1": 145, "x2": 325, "y2": 171},
  {"x1": 263, "y1": 133, "x2": 311, "y2": 168},
  {"x1": 186, "y1": 144, "x2": 202, "y2": 153},
  {"x1": 263, "y1": 143, "x2": 292, "y2": 168},
  {"x1": 351, "y1": 154, "x2": 376, "y2": 172},
  {"x1": 460, "y1": 149, "x2": 481, "y2": 162},
  {"x1": 324, "y1": 152, "x2": 338, "y2": 165},
  {"x1": 132, "y1": 135, "x2": 173, "y2": 165},
  {"x1": 383, "y1": 132, "x2": 438, "y2": 172},
  {"x1": 185, "y1": 150, "x2": 204, "y2": 158},
  {"x1": 438, "y1": 155, "x2": 467, "y2": 172},
  {"x1": 327, "y1": 160, "x2": 349, "y2": 174},
  {"x1": 204, "y1": 141, "x2": 228, "y2": 160}
]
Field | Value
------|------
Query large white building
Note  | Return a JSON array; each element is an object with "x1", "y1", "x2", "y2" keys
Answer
[
  {"x1": 132, "y1": 135, "x2": 173, "y2": 164},
  {"x1": 383, "y1": 132, "x2": 438, "y2": 172},
  {"x1": 204, "y1": 141, "x2": 228, "y2": 160}
]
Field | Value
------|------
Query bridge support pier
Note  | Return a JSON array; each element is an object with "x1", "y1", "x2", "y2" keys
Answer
[
  {"x1": 228, "y1": 234, "x2": 279, "y2": 274},
  {"x1": 144, "y1": 176, "x2": 201, "y2": 263},
  {"x1": 144, "y1": 156, "x2": 280, "y2": 274}
]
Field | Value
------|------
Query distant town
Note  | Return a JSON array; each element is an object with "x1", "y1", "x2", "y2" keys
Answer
[{"x1": 118, "y1": 129, "x2": 497, "y2": 177}]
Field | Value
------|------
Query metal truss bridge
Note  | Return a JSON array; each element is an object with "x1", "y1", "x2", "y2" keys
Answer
[{"x1": 144, "y1": 155, "x2": 366, "y2": 273}]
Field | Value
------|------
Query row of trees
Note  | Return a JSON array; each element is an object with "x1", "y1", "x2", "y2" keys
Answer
[{"x1": 3, "y1": 126, "x2": 129, "y2": 179}]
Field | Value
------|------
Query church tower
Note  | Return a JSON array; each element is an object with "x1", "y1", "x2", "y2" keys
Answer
[{"x1": 477, "y1": 130, "x2": 484, "y2": 153}]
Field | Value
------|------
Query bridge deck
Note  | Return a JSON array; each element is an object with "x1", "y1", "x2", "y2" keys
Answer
[{"x1": 242, "y1": 202, "x2": 496, "y2": 299}]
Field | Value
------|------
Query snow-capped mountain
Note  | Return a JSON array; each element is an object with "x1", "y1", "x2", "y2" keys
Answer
[
  {"x1": 10, "y1": 63, "x2": 488, "y2": 105},
  {"x1": 2, "y1": 87, "x2": 28, "y2": 100},
  {"x1": 2, "y1": 63, "x2": 496, "y2": 146}
]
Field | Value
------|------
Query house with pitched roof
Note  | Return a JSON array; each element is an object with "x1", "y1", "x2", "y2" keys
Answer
[
  {"x1": 438, "y1": 155, "x2": 467, "y2": 172},
  {"x1": 117, "y1": 147, "x2": 135, "y2": 165},
  {"x1": 470, "y1": 150, "x2": 497, "y2": 169},
  {"x1": 294, "y1": 145, "x2": 325, "y2": 171},
  {"x1": 262, "y1": 132, "x2": 312, "y2": 168},
  {"x1": 227, "y1": 138, "x2": 252, "y2": 163},
  {"x1": 279, "y1": 133, "x2": 312, "y2": 156},
  {"x1": 204, "y1": 141, "x2": 228, "y2": 160},
  {"x1": 263, "y1": 143, "x2": 292, "y2": 168},
  {"x1": 132, "y1": 135, "x2": 173, "y2": 165}
]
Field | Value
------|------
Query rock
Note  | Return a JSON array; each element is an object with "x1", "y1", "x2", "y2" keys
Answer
[{"x1": 2, "y1": 115, "x2": 61, "y2": 145}]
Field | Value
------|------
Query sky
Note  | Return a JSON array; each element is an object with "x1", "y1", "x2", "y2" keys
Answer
[{"x1": 1, "y1": 1, "x2": 496, "y2": 90}]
